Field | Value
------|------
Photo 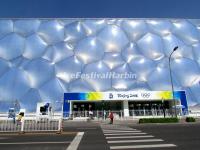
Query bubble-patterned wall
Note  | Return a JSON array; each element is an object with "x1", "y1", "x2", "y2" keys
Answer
[{"x1": 0, "y1": 19, "x2": 200, "y2": 111}]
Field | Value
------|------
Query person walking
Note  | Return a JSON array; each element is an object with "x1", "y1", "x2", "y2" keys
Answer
[{"x1": 109, "y1": 112, "x2": 114, "y2": 124}]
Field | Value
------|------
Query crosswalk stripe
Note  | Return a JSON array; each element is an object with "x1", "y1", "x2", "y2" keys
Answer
[
  {"x1": 110, "y1": 144, "x2": 177, "y2": 149},
  {"x1": 106, "y1": 135, "x2": 154, "y2": 139},
  {"x1": 103, "y1": 129, "x2": 136, "y2": 131},
  {"x1": 108, "y1": 139, "x2": 163, "y2": 143},
  {"x1": 105, "y1": 133, "x2": 147, "y2": 136},
  {"x1": 101, "y1": 125, "x2": 177, "y2": 149},
  {"x1": 103, "y1": 131, "x2": 141, "y2": 133},
  {"x1": 103, "y1": 130, "x2": 137, "y2": 132}
]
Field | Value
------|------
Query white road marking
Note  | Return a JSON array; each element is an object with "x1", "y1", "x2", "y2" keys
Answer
[
  {"x1": 108, "y1": 139, "x2": 164, "y2": 143},
  {"x1": 110, "y1": 144, "x2": 177, "y2": 149},
  {"x1": 66, "y1": 132, "x2": 84, "y2": 150},
  {"x1": 106, "y1": 135, "x2": 154, "y2": 139},
  {"x1": 0, "y1": 141, "x2": 71, "y2": 145},
  {"x1": 101, "y1": 125, "x2": 177, "y2": 149},
  {"x1": 103, "y1": 130, "x2": 141, "y2": 133},
  {"x1": 77, "y1": 128, "x2": 97, "y2": 130},
  {"x1": 105, "y1": 133, "x2": 147, "y2": 136},
  {"x1": 103, "y1": 129, "x2": 136, "y2": 131}
]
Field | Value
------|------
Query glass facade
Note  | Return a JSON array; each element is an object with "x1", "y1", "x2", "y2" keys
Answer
[{"x1": 0, "y1": 19, "x2": 200, "y2": 112}]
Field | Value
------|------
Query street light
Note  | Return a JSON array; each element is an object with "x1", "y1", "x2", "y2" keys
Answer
[{"x1": 169, "y1": 46, "x2": 178, "y2": 117}]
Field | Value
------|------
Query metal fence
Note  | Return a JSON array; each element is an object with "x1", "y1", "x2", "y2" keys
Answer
[
  {"x1": 70, "y1": 110, "x2": 124, "y2": 120},
  {"x1": 129, "y1": 109, "x2": 173, "y2": 117},
  {"x1": 0, "y1": 114, "x2": 62, "y2": 133},
  {"x1": 66, "y1": 109, "x2": 185, "y2": 120},
  {"x1": 0, "y1": 119, "x2": 21, "y2": 132},
  {"x1": 188, "y1": 111, "x2": 200, "y2": 117},
  {"x1": 23, "y1": 119, "x2": 62, "y2": 132}
]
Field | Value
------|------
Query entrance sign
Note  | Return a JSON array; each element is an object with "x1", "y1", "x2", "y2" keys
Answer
[
  {"x1": 64, "y1": 91, "x2": 174, "y2": 101},
  {"x1": 63, "y1": 91, "x2": 188, "y2": 117}
]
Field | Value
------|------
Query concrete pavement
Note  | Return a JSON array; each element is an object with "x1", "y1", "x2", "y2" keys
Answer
[
  {"x1": 0, "y1": 132, "x2": 76, "y2": 150},
  {"x1": 0, "y1": 120, "x2": 200, "y2": 150}
]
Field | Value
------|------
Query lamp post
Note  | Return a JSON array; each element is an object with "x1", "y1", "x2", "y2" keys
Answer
[
  {"x1": 169, "y1": 46, "x2": 178, "y2": 117},
  {"x1": 162, "y1": 98, "x2": 166, "y2": 118}
]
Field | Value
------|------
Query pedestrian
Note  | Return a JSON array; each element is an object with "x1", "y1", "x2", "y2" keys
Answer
[
  {"x1": 17, "y1": 113, "x2": 23, "y2": 125},
  {"x1": 109, "y1": 112, "x2": 114, "y2": 124}
]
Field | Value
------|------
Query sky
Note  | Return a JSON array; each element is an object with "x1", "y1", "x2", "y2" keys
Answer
[{"x1": 0, "y1": 0, "x2": 199, "y2": 18}]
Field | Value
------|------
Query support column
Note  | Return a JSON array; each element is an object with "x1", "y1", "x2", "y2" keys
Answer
[
  {"x1": 63, "y1": 100, "x2": 70, "y2": 118},
  {"x1": 69, "y1": 101, "x2": 73, "y2": 116},
  {"x1": 123, "y1": 101, "x2": 129, "y2": 117}
]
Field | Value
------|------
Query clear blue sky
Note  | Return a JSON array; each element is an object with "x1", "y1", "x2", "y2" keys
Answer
[{"x1": 0, "y1": 0, "x2": 199, "y2": 18}]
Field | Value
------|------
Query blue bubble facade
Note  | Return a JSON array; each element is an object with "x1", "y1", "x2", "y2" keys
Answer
[{"x1": 0, "y1": 19, "x2": 200, "y2": 111}]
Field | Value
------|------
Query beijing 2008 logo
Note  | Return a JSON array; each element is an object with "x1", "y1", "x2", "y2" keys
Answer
[
  {"x1": 141, "y1": 93, "x2": 150, "y2": 98},
  {"x1": 109, "y1": 93, "x2": 113, "y2": 99}
]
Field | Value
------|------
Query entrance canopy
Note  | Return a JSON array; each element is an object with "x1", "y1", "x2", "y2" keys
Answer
[
  {"x1": 64, "y1": 91, "x2": 185, "y2": 101},
  {"x1": 63, "y1": 91, "x2": 188, "y2": 117}
]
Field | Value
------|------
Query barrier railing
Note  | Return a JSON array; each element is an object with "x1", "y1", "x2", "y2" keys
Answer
[
  {"x1": 67, "y1": 109, "x2": 184, "y2": 120},
  {"x1": 188, "y1": 111, "x2": 200, "y2": 117},
  {"x1": 69, "y1": 110, "x2": 124, "y2": 120},
  {"x1": 0, "y1": 114, "x2": 62, "y2": 133},
  {"x1": 23, "y1": 119, "x2": 62, "y2": 132},
  {"x1": 0, "y1": 119, "x2": 21, "y2": 132},
  {"x1": 129, "y1": 109, "x2": 173, "y2": 117}
]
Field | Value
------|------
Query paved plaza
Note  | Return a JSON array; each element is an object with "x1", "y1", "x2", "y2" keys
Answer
[{"x1": 0, "y1": 121, "x2": 200, "y2": 150}]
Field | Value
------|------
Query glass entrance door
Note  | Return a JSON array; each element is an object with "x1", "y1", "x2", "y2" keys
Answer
[
  {"x1": 72, "y1": 102, "x2": 95, "y2": 117},
  {"x1": 72, "y1": 101, "x2": 123, "y2": 118},
  {"x1": 129, "y1": 101, "x2": 171, "y2": 116}
]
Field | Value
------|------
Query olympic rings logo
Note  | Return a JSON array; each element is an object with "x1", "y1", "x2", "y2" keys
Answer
[{"x1": 141, "y1": 93, "x2": 150, "y2": 98}]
